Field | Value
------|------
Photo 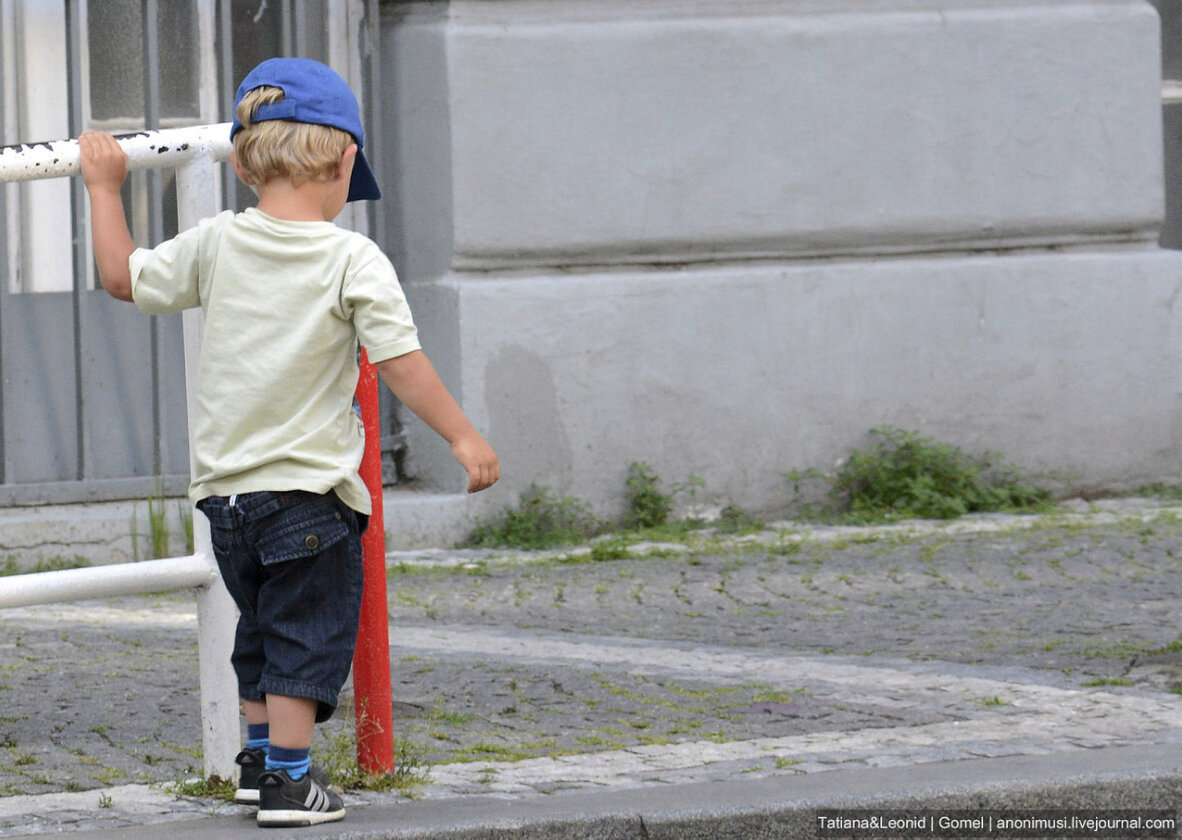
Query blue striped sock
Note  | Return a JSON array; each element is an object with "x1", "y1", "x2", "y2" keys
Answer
[
  {"x1": 266, "y1": 745, "x2": 311, "y2": 781},
  {"x1": 245, "y1": 723, "x2": 269, "y2": 752}
]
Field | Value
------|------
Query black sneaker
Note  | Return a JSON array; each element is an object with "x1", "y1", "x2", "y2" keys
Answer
[
  {"x1": 234, "y1": 749, "x2": 331, "y2": 807},
  {"x1": 257, "y1": 768, "x2": 345, "y2": 827},
  {"x1": 233, "y1": 748, "x2": 266, "y2": 804}
]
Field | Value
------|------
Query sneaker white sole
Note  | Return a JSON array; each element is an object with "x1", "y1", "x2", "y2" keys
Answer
[
  {"x1": 257, "y1": 807, "x2": 346, "y2": 828},
  {"x1": 234, "y1": 789, "x2": 259, "y2": 805}
]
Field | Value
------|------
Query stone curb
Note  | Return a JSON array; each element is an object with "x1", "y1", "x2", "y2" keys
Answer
[{"x1": 27, "y1": 744, "x2": 1182, "y2": 839}]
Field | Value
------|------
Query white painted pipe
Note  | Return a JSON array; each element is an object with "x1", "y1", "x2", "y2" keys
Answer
[
  {"x1": 0, "y1": 553, "x2": 216, "y2": 608},
  {"x1": 176, "y1": 152, "x2": 241, "y2": 781},
  {"x1": 0, "y1": 123, "x2": 233, "y2": 183}
]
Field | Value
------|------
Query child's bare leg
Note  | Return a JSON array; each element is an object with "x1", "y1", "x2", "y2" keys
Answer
[
  {"x1": 266, "y1": 695, "x2": 317, "y2": 749},
  {"x1": 243, "y1": 698, "x2": 268, "y2": 726}
]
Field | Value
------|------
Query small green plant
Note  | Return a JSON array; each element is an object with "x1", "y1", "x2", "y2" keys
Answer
[
  {"x1": 130, "y1": 506, "x2": 140, "y2": 564},
  {"x1": 790, "y1": 426, "x2": 1052, "y2": 523},
  {"x1": 97, "y1": 793, "x2": 113, "y2": 809},
  {"x1": 462, "y1": 485, "x2": 600, "y2": 549},
  {"x1": 589, "y1": 536, "x2": 631, "y2": 562},
  {"x1": 178, "y1": 502, "x2": 194, "y2": 554},
  {"x1": 171, "y1": 775, "x2": 237, "y2": 802},
  {"x1": 714, "y1": 504, "x2": 764, "y2": 535},
  {"x1": 132, "y1": 483, "x2": 185, "y2": 561},
  {"x1": 1082, "y1": 677, "x2": 1134, "y2": 688},
  {"x1": 316, "y1": 720, "x2": 430, "y2": 793},
  {"x1": 0, "y1": 556, "x2": 91, "y2": 577},
  {"x1": 978, "y1": 695, "x2": 1011, "y2": 707},
  {"x1": 1149, "y1": 636, "x2": 1182, "y2": 655},
  {"x1": 623, "y1": 462, "x2": 672, "y2": 529},
  {"x1": 148, "y1": 490, "x2": 170, "y2": 559},
  {"x1": 1138, "y1": 483, "x2": 1182, "y2": 501}
]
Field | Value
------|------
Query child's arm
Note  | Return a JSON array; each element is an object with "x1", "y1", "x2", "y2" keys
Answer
[
  {"x1": 78, "y1": 131, "x2": 134, "y2": 301},
  {"x1": 375, "y1": 350, "x2": 500, "y2": 493}
]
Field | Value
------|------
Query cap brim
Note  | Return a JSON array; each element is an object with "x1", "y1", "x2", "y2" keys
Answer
[{"x1": 347, "y1": 150, "x2": 382, "y2": 202}]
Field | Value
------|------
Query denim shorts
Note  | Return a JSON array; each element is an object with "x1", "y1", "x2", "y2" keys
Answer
[{"x1": 197, "y1": 490, "x2": 367, "y2": 723}]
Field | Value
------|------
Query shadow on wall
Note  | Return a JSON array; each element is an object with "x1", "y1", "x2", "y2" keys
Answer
[{"x1": 485, "y1": 345, "x2": 574, "y2": 494}]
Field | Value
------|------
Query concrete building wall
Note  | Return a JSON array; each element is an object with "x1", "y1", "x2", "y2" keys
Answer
[{"x1": 376, "y1": 0, "x2": 1182, "y2": 542}]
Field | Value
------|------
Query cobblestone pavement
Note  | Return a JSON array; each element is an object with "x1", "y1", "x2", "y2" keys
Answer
[{"x1": 2, "y1": 501, "x2": 1181, "y2": 834}]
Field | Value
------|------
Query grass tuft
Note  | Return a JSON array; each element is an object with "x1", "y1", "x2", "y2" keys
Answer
[
  {"x1": 789, "y1": 426, "x2": 1052, "y2": 524},
  {"x1": 623, "y1": 462, "x2": 672, "y2": 529},
  {"x1": 462, "y1": 485, "x2": 601, "y2": 550}
]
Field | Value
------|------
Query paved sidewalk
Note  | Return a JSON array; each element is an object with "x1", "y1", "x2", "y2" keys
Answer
[{"x1": 1, "y1": 500, "x2": 1181, "y2": 837}]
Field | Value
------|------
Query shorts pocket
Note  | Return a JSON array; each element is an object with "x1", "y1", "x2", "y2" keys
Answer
[
  {"x1": 197, "y1": 497, "x2": 238, "y2": 555},
  {"x1": 255, "y1": 495, "x2": 351, "y2": 566}
]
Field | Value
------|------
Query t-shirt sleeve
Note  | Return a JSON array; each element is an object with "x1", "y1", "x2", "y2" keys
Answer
[
  {"x1": 342, "y1": 247, "x2": 421, "y2": 363},
  {"x1": 128, "y1": 220, "x2": 208, "y2": 315}
]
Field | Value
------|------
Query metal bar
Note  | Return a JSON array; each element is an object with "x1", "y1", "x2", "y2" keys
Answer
[
  {"x1": 216, "y1": 0, "x2": 238, "y2": 210},
  {"x1": 142, "y1": 0, "x2": 162, "y2": 241},
  {"x1": 0, "y1": 0, "x2": 8, "y2": 486},
  {"x1": 0, "y1": 123, "x2": 234, "y2": 182},
  {"x1": 282, "y1": 0, "x2": 295, "y2": 57},
  {"x1": 292, "y1": 0, "x2": 308, "y2": 57},
  {"x1": 361, "y1": 0, "x2": 383, "y2": 251},
  {"x1": 0, "y1": 553, "x2": 215, "y2": 608},
  {"x1": 142, "y1": 0, "x2": 164, "y2": 477},
  {"x1": 66, "y1": 0, "x2": 86, "y2": 482}
]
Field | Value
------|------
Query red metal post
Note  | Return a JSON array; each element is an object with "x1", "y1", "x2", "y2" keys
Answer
[{"x1": 353, "y1": 349, "x2": 395, "y2": 773}]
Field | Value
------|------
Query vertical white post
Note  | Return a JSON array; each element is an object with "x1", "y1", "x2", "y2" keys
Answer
[{"x1": 175, "y1": 152, "x2": 239, "y2": 782}]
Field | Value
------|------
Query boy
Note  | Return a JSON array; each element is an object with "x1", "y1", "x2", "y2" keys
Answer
[{"x1": 79, "y1": 57, "x2": 499, "y2": 828}]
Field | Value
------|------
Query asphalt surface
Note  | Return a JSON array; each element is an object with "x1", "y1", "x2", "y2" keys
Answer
[{"x1": 2, "y1": 499, "x2": 1182, "y2": 837}]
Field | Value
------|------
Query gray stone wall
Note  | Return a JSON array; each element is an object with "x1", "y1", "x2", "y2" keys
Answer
[{"x1": 377, "y1": 0, "x2": 1182, "y2": 537}]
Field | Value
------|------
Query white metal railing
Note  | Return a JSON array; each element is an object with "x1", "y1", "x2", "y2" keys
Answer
[{"x1": 0, "y1": 123, "x2": 239, "y2": 781}]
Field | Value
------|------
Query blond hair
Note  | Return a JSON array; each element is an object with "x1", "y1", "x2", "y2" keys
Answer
[{"x1": 233, "y1": 86, "x2": 353, "y2": 188}]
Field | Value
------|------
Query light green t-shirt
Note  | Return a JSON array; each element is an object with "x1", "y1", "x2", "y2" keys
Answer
[{"x1": 129, "y1": 208, "x2": 420, "y2": 514}]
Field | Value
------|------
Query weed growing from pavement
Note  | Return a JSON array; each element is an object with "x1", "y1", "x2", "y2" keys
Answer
[
  {"x1": 314, "y1": 726, "x2": 430, "y2": 793},
  {"x1": 1136, "y1": 482, "x2": 1182, "y2": 502},
  {"x1": 0, "y1": 555, "x2": 91, "y2": 576},
  {"x1": 714, "y1": 504, "x2": 765, "y2": 534},
  {"x1": 622, "y1": 461, "x2": 671, "y2": 529},
  {"x1": 1083, "y1": 677, "x2": 1134, "y2": 688},
  {"x1": 588, "y1": 536, "x2": 631, "y2": 562},
  {"x1": 169, "y1": 775, "x2": 236, "y2": 802},
  {"x1": 787, "y1": 426, "x2": 1053, "y2": 524},
  {"x1": 457, "y1": 433, "x2": 1097, "y2": 555},
  {"x1": 147, "y1": 493, "x2": 169, "y2": 559},
  {"x1": 166, "y1": 720, "x2": 430, "y2": 804},
  {"x1": 462, "y1": 463, "x2": 761, "y2": 551},
  {"x1": 463, "y1": 485, "x2": 601, "y2": 550},
  {"x1": 452, "y1": 742, "x2": 534, "y2": 764}
]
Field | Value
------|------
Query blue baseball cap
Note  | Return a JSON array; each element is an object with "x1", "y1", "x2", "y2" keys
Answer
[{"x1": 230, "y1": 57, "x2": 381, "y2": 202}]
